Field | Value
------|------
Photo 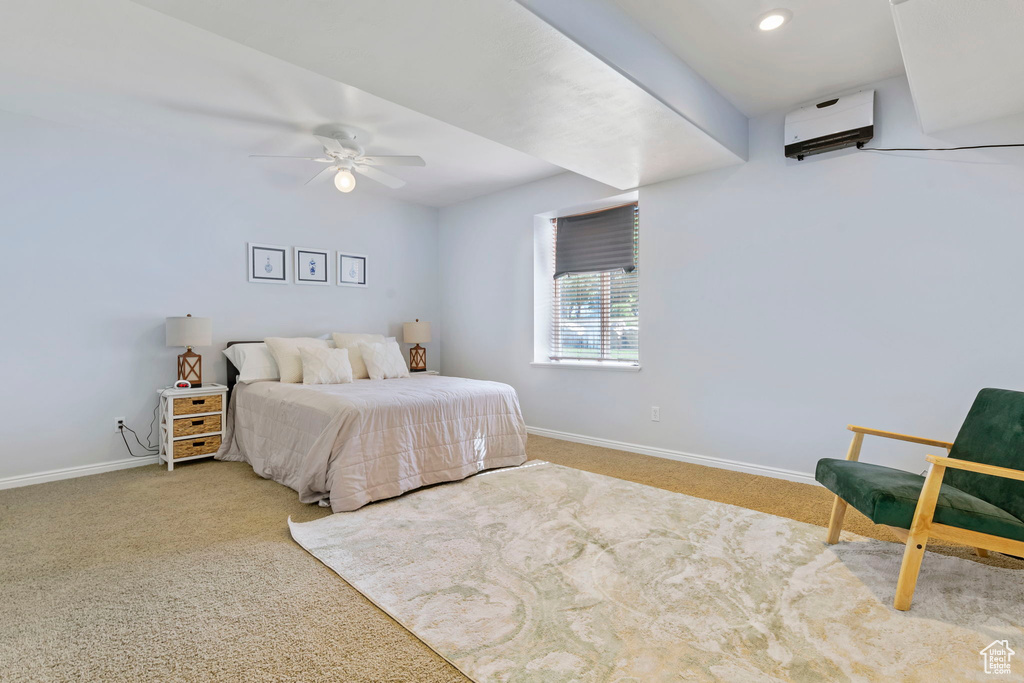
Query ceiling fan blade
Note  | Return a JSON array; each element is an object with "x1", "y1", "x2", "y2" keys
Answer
[
  {"x1": 353, "y1": 165, "x2": 406, "y2": 189},
  {"x1": 250, "y1": 155, "x2": 334, "y2": 162},
  {"x1": 358, "y1": 155, "x2": 426, "y2": 167},
  {"x1": 314, "y1": 134, "x2": 346, "y2": 154},
  {"x1": 305, "y1": 165, "x2": 339, "y2": 185}
]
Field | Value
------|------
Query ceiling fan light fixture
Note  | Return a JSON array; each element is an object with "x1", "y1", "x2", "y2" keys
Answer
[
  {"x1": 757, "y1": 9, "x2": 791, "y2": 31},
  {"x1": 253, "y1": 131, "x2": 423, "y2": 192},
  {"x1": 334, "y1": 169, "x2": 356, "y2": 193}
]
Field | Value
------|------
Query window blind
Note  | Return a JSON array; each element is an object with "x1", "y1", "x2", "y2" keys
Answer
[
  {"x1": 550, "y1": 205, "x2": 639, "y2": 363},
  {"x1": 554, "y1": 203, "x2": 637, "y2": 279}
]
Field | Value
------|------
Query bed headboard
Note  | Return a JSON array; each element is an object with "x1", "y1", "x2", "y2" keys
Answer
[{"x1": 225, "y1": 340, "x2": 261, "y2": 397}]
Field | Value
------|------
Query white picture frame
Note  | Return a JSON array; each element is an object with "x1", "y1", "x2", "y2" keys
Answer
[
  {"x1": 338, "y1": 252, "x2": 368, "y2": 288},
  {"x1": 294, "y1": 247, "x2": 331, "y2": 286},
  {"x1": 248, "y1": 243, "x2": 289, "y2": 284}
]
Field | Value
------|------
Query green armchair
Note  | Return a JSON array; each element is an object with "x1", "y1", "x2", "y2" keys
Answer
[{"x1": 816, "y1": 388, "x2": 1024, "y2": 610}]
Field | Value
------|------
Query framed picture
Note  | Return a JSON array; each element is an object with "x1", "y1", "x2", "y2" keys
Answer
[
  {"x1": 248, "y1": 243, "x2": 289, "y2": 284},
  {"x1": 294, "y1": 247, "x2": 330, "y2": 286},
  {"x1": 338, "y1": 252, "x2": 368, "y2": 288}
]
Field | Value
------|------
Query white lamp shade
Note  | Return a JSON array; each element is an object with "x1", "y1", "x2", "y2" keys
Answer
[
  {"x1": 403, "y1": 320, "x2": 431, "y2": 344},
  {"x1": 166, "y1": 316, "x2": 212, "y2": 348}
]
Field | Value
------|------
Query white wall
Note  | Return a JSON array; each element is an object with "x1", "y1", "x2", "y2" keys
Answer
[
  {"x1": 439, "y1": 76, "x2": 1024, "y2": 479},
  {"x1": 1, "y1": 109, "x2": 439, "y2": 482}
]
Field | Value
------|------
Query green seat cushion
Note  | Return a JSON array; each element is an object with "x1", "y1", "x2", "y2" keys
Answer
[{"x1": 815, "y1": 458, "x2": 1024, "y2": 542}]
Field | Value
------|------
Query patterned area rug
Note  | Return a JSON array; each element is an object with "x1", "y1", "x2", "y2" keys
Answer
[{"x1": 289, "y1": 461, "x2": 1023, "y2": 682}]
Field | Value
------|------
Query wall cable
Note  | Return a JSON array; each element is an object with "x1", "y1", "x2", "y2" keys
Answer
[{"x1": 858, "y1": 142, "x2": 1024, "y2": 152}]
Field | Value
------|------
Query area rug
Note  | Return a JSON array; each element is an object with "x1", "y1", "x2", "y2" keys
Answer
[{"x1": 289, "y1": 461, "x2": 1023, "y2": 682}]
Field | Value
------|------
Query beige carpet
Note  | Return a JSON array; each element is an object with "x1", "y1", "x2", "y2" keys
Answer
[
  {"x1": 0, "y1": 436, "x2": 1019, "y2": 681},
  {"x1": 291, "y1": 461, "x2": 1024, "y2": 682}
]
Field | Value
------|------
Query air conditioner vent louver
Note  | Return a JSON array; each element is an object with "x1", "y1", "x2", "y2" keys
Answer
[{"x1": 784, "y1": 126, "x2": 874, "y2": 160}]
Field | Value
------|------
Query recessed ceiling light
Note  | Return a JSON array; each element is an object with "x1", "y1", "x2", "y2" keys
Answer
[{"x1": 757, "y1": 9, "x2": 792, "y2": 31}]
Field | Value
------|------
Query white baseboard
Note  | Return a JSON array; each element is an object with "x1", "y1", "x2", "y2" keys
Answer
[
  {"x1": 0, "y1": 455, "x2": 159, "y2": 491},
  {"x1": 0, "y1": 432, "x2": 816, "y2": 491},
  {"x1": 526, "y1": 426, "x2": 818, "y2": 486}
]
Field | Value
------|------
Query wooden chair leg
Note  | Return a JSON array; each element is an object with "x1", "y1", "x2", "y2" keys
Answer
[
  {"x1": 893, "y1": 460, "x2": 946, "y2": 611},
  {"x1": 894, "y1": 532, "x2": 929, "y2": 611},
  {"x1": 824, "y1": 431, "x2": 864, "y2": 545},
  {"x1": 826, "y1": 496, "x2": 848, "y2": 544},
  {"x1": 976, "y1": 548, "x2": 990, "y2": 558}
]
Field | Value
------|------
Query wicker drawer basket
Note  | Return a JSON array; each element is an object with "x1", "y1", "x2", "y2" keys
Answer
[
  {"x1": 173, "y1": 435, "x2": 222, "y2": 459},
  {"x1": 172, "y1": 414, "x2": 222, "y2": 438},
  {"x1": 172, "y1": 394, "x2": 222, "y2": 416}
]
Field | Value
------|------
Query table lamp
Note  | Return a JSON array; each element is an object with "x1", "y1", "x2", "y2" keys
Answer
[
  {"x1": 403, "y1": 319, "x2": 431, "y2": 372},
  {"x1": 166, "y1": 314, "x2": 212, "y2": 387}
]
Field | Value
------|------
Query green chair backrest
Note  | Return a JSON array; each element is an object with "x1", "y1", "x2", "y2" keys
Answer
[{"x1": 946, "y1": 388, "x2": 1024, "y2": 522}]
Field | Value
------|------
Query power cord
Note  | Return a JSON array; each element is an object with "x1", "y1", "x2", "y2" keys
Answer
[
  {"x1": 119, "y1": 423, "x2": 159, "y2": 458},
  {"x1": 858, "y1": 141, "x2": 1024, "y2": 152},
  {"x1": 144, "y1": 402, "x2": 160, "y2": 451},
  {"x1": 118, "y1": 404, "x2": 162, "y2": 458}
]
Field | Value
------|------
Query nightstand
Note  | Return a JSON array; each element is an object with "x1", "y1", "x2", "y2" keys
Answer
[{"x1": 157, "y1": 383, "x2": 227, "y2": 471}]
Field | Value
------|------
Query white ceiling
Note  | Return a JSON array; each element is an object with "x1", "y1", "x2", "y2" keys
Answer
[
  {"x1": 514, "y1": 0, "x2": 748, "y2": 161},
  {"x1": 130, "y1": 0, "x2": 747, "y2": 190},
  {"x1": 892, "y1": 0, "x2": 1024, "y2": 133},
  {"x1": 612, "y1": 0, "x2": 906, "y2": 116},
  {"x1": 0, "y1": 0, "x2": 564, "y2": 207},
  {"x1": 6, "y1": 0, "x2": 1020, "y2": 207}
]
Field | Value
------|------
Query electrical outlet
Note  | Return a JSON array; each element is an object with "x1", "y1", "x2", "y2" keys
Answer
[
  {"x1": 651, "y1": 406, "x2": 660, "y2": 422},
  {"x1": 114, "y1": 417, "x2": 125, "y2": 433}
]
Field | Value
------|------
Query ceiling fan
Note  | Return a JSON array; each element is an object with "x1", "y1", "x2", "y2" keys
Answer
[{"x1": 250, "y1": 130, "x2": 425, "y2": 193}]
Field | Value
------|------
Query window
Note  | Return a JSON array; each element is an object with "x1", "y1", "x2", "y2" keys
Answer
[{"x1": 549, "y1": 204, "x2": 639, "y2": 364}]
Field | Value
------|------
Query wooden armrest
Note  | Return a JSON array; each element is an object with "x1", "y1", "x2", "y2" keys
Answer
[
  {"x1": 847, "y1": 425, "x2": 953, "y2": 450},
  {"x1": 925, "y1": 454, "x2": 1024, "y2": 483}
]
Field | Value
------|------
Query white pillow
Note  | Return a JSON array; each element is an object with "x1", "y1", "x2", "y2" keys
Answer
[
  {"x1": 331, "y1": 333, "x2": 386, "y2": 380},
  {"x1": 359, "y1": 340, "x2": 410, "y2": 380},
  {"x1": 264, "y1": 337, "x2": 330, "y2": 383},
  {"x1": 222, "y1": 345, "x2": 241, "y2": 367},
  {"x1": 235, "y1": 343, "x2": 280, "y2": 382},
  {"x1": 300, "y1": 347, "x2": 353, "y2": 385}
]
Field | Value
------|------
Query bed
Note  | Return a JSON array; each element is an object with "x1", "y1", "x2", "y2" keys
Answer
[{"x1": 216, "y1": 342, "x2": 528, "y2": 511}]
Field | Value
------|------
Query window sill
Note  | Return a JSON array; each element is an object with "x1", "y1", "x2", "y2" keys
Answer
[{"x1": 530, "y1": 361, "x2": 641, "y2": 372}]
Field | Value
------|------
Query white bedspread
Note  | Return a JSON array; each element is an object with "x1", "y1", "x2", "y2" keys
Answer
[{"x1": 216, "y1": 375, "x2": 528, "y2": 511}]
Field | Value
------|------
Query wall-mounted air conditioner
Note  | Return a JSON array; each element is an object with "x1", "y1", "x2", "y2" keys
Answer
[{"x1": 784, "y1": 90, "x2": 874, "y2": 160}]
